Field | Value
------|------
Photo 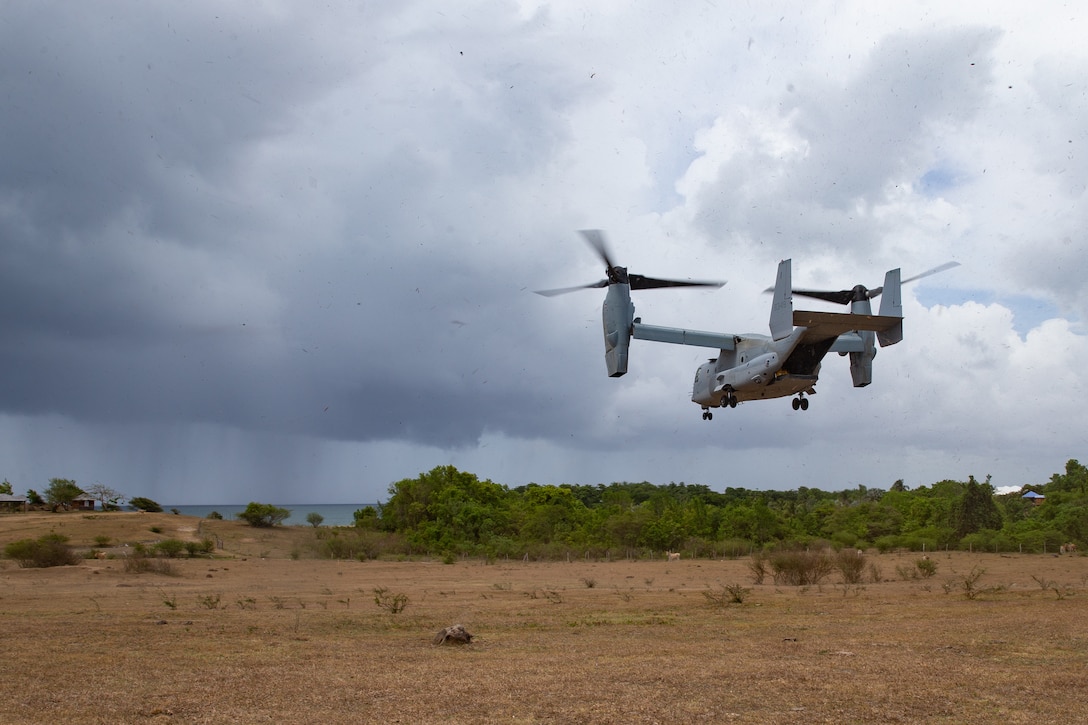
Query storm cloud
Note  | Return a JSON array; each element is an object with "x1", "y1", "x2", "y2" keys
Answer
[{"x1": 1, "y1": 2, "x2": 1085, "y2": 503}]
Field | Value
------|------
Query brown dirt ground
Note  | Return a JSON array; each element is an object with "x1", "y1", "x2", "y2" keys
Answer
[{"x1": 1, "y1": 512, "x2": 1087, "y2": 724}]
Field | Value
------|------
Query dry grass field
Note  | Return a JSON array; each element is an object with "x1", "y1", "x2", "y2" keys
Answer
[{"x1": 1, "y1": 512, "x2": 1086, "y2": 724}]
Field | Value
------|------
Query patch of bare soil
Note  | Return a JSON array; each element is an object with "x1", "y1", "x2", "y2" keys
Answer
[{"x1": 1, "y1": 515, "x2": 1086, "y2": 723}]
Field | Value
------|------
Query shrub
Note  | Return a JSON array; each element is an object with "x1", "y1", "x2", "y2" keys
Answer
[
  {"x1": 373, "y1": 586, "x2": 409, "y2": 614},
  {"x1": 93, "y1": 535, "x2": 112, "y2": 547},
  {"x1": 206, "y1": 511, "x2": 224, "y2": 520},
  {"x1": 747, "y1": 554, "x2": 768, "y2": 584},
  {"x1": 184, "y1": 539, "x2": 215, "y2": 557},
  {"x1": 154, "y1": 539, "x2": 187, "y2": 558},
  {"x1": 945, "y1": 566, "x2": 990, "y2": 599},
  {"x1": 704, "y1": 583, "x2": 751, "y2": 607},
  {"x1": 915, "y1": 557, "x2": 938, "y2": 578},
  {"x1": 834, "y1": 549, "x2": 867, "y2": 584},
  {"x1": 768, "y1": 548, "x2": 834, "y2": 586},
  {"x1": 896, "y1": 557, "x2": 939, "y2": 581},
  {"x1": 122, "y1": 551, "x2": 178, "y2": 575},
  {"x1": 4, "y1": 534, "x2": 78, "y2": 568},
  {"x1": 311, "y1": 529, "x2": 397, "y2": 560}
]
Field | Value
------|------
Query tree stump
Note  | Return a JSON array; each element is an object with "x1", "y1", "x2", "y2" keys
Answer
[{"x1": 433, "y1": 623, "x2": 473, "y2": 646}]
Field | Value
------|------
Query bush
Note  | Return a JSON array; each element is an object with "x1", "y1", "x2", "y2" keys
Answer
[
  {"x1": 184, "y1": 539, "x2": 215, "y2": 557},
  {"x1": 915, "y1": 557, "x2": 938, "y2": 578},
  {"x1": 4, "y1": 534, "x2": 78, "y2": 568},
  {"x1": 373, "y1": 586, "x2": 410, "y2": 614},
  {"x1": 768, "y1": 548, "x2": 834, "y2": 586},
  {"x1": 704, "y1": 583, "x2": 751, "y2": 607},
  {"x1": 747, "y1": 554, "x2": 768, "y2": 584},
  {"x1": 153, "y1": 539, "x2": 187, "y2": 558},
  {"x1": 207, "y1": 511, "x2": 224, "y2": 520},
  {"x1": 311, "y1": 529, "x2": 406, "y2": 560},
  {"x1": 122, "y1": 550, "x2": 178, "y2": 575},
  {"x1": 834, "y1": 549, "x2": 867, "y2": 584}
]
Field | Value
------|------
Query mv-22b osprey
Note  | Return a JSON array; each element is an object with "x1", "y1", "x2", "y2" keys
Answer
[{"x1": 538, "y1": 230, "x2": 957, "y2": 420}]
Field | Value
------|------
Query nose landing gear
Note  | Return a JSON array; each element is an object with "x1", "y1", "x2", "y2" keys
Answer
[{"x1": 791, "y1": 395, "x2": 809, "y2": 411}]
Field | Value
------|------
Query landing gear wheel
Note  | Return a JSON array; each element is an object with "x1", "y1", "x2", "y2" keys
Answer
[
  {"x1": 800, "y1": 397, "x2": 809, "y2": 411},
  {"x1": 702, "y1": 409, "x2": 713, "y2": 421},
  {"x1": 728, "y1": 395, "x2": 738, "y2": 409},
  {"x1": 792, "y1": 397, "x2": 800, "y2": 411}
]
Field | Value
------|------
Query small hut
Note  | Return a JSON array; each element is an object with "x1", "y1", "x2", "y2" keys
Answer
[
  {"x1": 72, "y1": 494, "x2": 97, "y2": 511},
  {"x1": 1021, "y1": 491, "x2": 1045, "y2": 506},
  {"x1": 0, "y1": 493, "x2": 29, "y2": 513}
]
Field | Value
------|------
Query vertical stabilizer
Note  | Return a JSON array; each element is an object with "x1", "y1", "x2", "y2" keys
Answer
[
  {"x1": 769, "y1": 259, "x2": 793, "y2": 341},
  {"x1": 877, "y1": 267, "x2": 903, "y2": 347}
]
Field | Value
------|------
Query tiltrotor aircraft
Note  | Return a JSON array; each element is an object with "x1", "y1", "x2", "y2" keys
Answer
[{"x1": 538, "y1": 230, "x2": 957, "y2": 420}]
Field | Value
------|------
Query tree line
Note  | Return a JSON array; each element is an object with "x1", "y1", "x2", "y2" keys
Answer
[{"x1": 347, "y1": 460, "x2": 1088, "y2": 559}]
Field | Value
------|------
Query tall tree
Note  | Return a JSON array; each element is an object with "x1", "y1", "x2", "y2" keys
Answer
[
  {"x1": 238, "y1": 502, "x2": 291, "y2": 528},
  {"x1": 953, "y1": 475, "x2": 1002, "y2": 538},
  {"x1": 0, "y1": 479, "x2": 13, "y2": 495},
  {"x1": 44, "y1": 478, "x2": 84, "y2": 511}
]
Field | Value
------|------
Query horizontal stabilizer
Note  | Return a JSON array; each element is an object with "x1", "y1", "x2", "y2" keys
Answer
[{"x1": 793, "y1": 310, "x2": 902, "y2": 341}]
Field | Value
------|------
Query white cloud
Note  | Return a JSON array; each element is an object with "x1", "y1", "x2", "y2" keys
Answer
[{"x1": 0, "y1": 1, "x2": 1085, "y2": 502}]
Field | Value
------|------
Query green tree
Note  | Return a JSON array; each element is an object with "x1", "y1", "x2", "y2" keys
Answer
[
  {"x1": 353, "y1": 506, "x2": 379, "y2": 529},
  {"x1": 516, "y1": 484, "x2": 589, "y2": 546},
  {"x1": 128, "y1": 497, "x2": 163, "y2": 513},
  {"x1": 238, "y1": 502, "x2": 291, "y2": 528},
  {"x1": 26, "y1": 489, "x2": 43, "y2": 505},
  {"x1": 1049, "y1": 459, "x2": 1088, "y2": 494},
  {"x1": 0, "y1": 479, "x2": 12, "y2": 495},
  {"x1": 306, "y1": 512, "x2": 325, "y2": 528},
  {"x1": 44, "y1": 478, "x2": 83, "y2": 511},
  {"x1": 381, "y1": 466, "x2": 513, "y2": 551},
  {"x1": 953, "y1": 475, "x2": 1003, "y2": 539}
]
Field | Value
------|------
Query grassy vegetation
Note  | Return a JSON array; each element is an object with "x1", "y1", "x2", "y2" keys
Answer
[{"x1": 1, "y1": 512, "x2": 1087, "y2": 723}]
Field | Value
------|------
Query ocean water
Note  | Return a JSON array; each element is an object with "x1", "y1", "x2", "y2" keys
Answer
[{"x1": 165, "y1": 503, "x2": 378, "y2": 528}]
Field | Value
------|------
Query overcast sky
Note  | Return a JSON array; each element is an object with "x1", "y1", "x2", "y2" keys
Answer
[{"x1": 2, "y1": 2, "x2": 1085, "y2": 504}]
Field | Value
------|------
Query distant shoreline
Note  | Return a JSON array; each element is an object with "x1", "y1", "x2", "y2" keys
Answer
[{"x1": 165, "y1": 503, "x2": 379, "y2": 527}]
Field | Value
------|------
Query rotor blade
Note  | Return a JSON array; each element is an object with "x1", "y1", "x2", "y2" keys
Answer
[
  {"x1": 867, "y1": 261, "x2": 961, "y2": 299},
  {"x1": 629, "y1": 274, "x2": 725, "y2": 291},
  {"x1": 902, "y1": 260, "x2": 960, "y2": 285},
  {"x1": 534, "y1": 280, "x2": 609, "y2": 297},
  {"x1": 577, "y1": 229, "x2": 617, "y2": 271},
  {"x1": 792, "y1": 289, "x2": 856, "y2": 305}
]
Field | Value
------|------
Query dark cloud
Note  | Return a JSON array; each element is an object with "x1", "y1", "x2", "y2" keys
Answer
[{"x1": 0, "y1": 4, "x2": 1084, "y2": 502}]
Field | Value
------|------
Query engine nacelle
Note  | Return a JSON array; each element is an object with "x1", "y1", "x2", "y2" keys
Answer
[
  {"x1": 602, "y1": 283, "x2": 634, "y2": 377},
  {"x1": 849, "y1": 330, "x2": 876, "y2": 387}
]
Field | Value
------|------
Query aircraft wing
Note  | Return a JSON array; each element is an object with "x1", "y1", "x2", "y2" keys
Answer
[
  {"x1": 632, "y1": 321, "x2": 736, "y2": 350},
  {"x1": 779, "y1": 310, "x2": 903, "y2": 375},
  {"x1": 792, "y1": 310, "x2": 901, "y2": 344}
]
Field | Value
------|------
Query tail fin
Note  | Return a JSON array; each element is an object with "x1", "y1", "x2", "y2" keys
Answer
[
  {"x1": 877, "y1": 268, "x2": 903, "y2": 347},
  {"x1": 769, "y1": 259, "x2": 793, "y2": 341}
]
